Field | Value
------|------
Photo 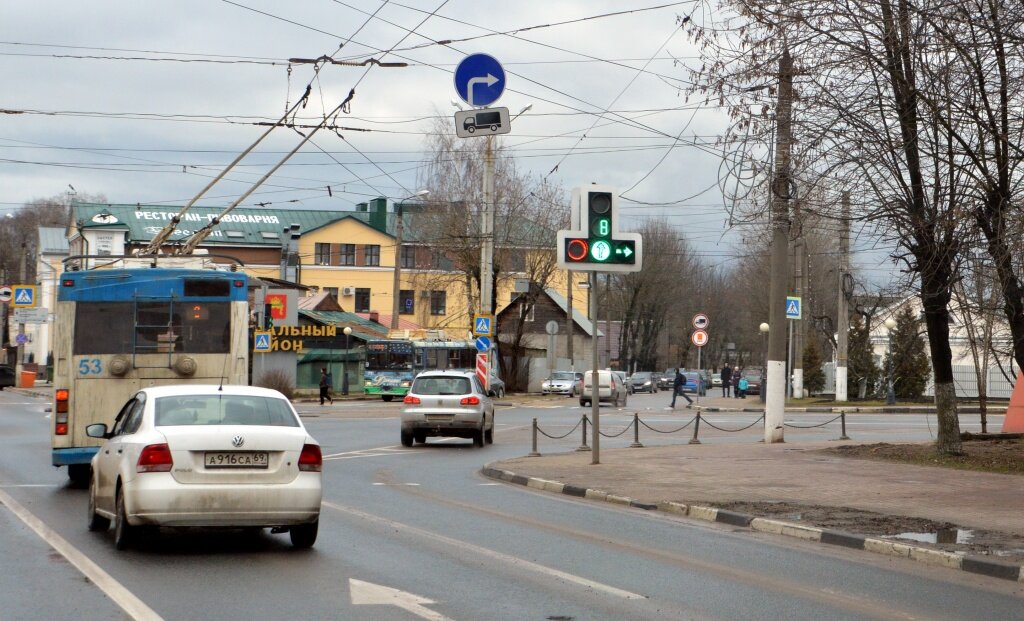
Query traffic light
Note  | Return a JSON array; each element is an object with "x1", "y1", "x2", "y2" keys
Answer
[
  {"x1": 557, "y1": 186, "x2": 642, "y2": 272},
  {"x1": 263, "y1": 303, "x2": 274, "y2": 330}
]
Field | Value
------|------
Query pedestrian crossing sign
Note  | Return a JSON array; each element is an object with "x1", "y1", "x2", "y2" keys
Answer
[
  {"x1": 786, "y1": 296, "x2": 802, "y2": 319},
  {"x1": 12, "y1": 285, "x2": 37, "y2": 308},
  {"x1": 254, "y1": 331, "x2": 272, "y2": 353},
  {"x1": 473, "y1": 314, "x2": 494, "y2": 336}
]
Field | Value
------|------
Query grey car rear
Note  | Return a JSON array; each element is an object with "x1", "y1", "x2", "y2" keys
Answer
[{"x1": 400, "y1": 372, "x2": 494, "y2": 447}]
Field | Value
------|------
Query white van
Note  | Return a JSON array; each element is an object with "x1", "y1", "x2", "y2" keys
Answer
[{"x1": 580, "y1": 370, "x2": 628, "y2": 407}]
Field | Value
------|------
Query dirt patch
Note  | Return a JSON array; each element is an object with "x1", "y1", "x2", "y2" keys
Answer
[{"x1": 707, "y1": 439, "x2": 1024, "y2": 563}]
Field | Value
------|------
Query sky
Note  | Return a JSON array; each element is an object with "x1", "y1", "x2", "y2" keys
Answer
[{"x1": 0, "y1": 0, "x2": 894, "y2": 280}]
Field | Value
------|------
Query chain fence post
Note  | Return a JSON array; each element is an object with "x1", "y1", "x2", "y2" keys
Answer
[
  {"x1": 576, "y1": 414, "x2": 591, "y2": 452},
  {"x1": 689, "y1": 412, "x2": 702, "y2": 445},
  {"x1": 629, "y1": 412, "x2": 643, "y2": 448},
  {"x1": 529, "y1": 417, "x2": 541, "y2": 456},
  {"x1": 839, "y1": 409, "x2": 850, "y2": 440}
]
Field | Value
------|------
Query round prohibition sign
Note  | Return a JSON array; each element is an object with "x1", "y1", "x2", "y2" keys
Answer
[
  {"x1": 691, "y1": 329, "x2": 709, "y2": 347},
  {"x1": 692, "y1": 313, "x2": 709, "y2": 330}
]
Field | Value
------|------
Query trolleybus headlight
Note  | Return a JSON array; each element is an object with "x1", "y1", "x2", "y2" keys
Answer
[
  {"x1": 109, "y1": 355, "x2": 131, "y2": 377},
  {"x1": 173, "y1": 356, "x2": 197, "y2": 376}
]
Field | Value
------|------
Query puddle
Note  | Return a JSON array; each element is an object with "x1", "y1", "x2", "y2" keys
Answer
[{"x1": 886, "y1": 528, "x2": 974, "y2": 544}]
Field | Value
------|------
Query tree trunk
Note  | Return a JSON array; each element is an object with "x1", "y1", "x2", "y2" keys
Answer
[{"x1": 920, "y1": 275, "x2": 962, "y2": 454}]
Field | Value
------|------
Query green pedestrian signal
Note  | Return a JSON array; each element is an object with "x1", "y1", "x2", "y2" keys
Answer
[{"x1": 558, "y1": 187, "x2": 641, "y2": 271}]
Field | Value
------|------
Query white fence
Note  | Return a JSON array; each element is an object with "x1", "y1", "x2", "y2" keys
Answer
[{"x1": 821, "y1": 362, "x2": 1017, "y2": 399}]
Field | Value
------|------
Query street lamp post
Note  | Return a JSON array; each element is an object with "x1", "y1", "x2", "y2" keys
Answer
[
  {"x1": 884, "y1": 317, "x2": 896, "y2": 405},
  {"x1": 342, "y1": 326, "x2": 353, "y2": 395},
  {"x1": 759, "y1": 322, "x2": 769, "y2": 403}
]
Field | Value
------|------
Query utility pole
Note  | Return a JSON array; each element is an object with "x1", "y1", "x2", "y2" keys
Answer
[
  {"x1": 792, "y1": 237, "x2": 804, "y2": 398},
  {"x1": 390, "y1": 202, "x2": 404, "y2": 330},
  {"x1": 836, "y1": 192, "x2": 850, "y2": 401},
  {"x1": 480, "y1": 136, "x2": 495, "y2": 316},
  {"x1": 765, "y1": 48, "x2": 794, "y2": 444},
  {"x1": 16, "y1": 243, "x2": 26, "y2": 375}
]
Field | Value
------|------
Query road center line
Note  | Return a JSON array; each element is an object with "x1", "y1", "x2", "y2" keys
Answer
[
  {"x1": 0, "y1": 487, "x2": 163, "y2": 621},
  {"x1": 323, "y1": 500, "x2": 645, "y2": 601}
]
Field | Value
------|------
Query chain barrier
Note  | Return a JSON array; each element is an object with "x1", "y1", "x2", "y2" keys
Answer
[
  {"x1": 536, "y1": 415, "x2": 584, "y2": 440},
  {"x1": 783, "y1": 413, "x2": 844, "y2": 429},
  {"x1": 699, "y1": 414, "x2": 765, "y2": 432},
  {"x1": 638, "y1": 415, "x2": 697, "y2": 434}
]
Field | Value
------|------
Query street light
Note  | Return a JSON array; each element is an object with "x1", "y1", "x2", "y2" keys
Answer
[
  {"x1": 759, "y1": 322, "x2": 769, "y2": 403},
  {"x1": 391, "y1": 190, "x2": 430, "y2": 330},
  {"x1": 342, "y1": 326, "x2": 353, "y2": 395},
  {"x1": 884, "y1": 317, "x2": 897, "y2": 405}
]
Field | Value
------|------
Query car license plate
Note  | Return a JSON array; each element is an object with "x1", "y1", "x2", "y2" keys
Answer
[{"x1": 205, "y1": 451, "x2": 269, "y2": 468}]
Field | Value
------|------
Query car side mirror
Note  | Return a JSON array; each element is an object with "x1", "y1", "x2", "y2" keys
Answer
[{"x1": 85, "y1": 423, "x2": 109, "y2": 439}]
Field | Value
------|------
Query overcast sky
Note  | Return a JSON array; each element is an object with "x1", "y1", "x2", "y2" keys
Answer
[{"x1": 0, "y1": 0, "x2": 894, "y2": 280}]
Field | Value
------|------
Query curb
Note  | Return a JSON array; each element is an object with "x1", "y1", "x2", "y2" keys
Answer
[{"x1": 481, "y1": 465, "x2": 1024, "y2": 583}]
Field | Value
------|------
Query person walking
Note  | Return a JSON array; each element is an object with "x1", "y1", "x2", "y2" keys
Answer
[
  {"x1": 720, "y1": 364, "x2": 732, "y2": 398},
  {"x1": 737, "y1": 374, "x2": 749, "y2": 399},
  {"x1": 670, "y1": 368, "x2": 694, "y2": 409},
  {"x1": 319, "y1": 367, "x2": 333, "y2": 405},
  {"x1": 732, "y1": 368, "x2": 742, "y2": 398}
]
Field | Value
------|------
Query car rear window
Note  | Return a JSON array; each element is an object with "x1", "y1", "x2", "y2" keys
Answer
[
  {"x1": 412, "y1": 376, "x2": 471, "y2": 395},
  {"x1": 155, "y1": 395, "x2": 300, "y2": 427}
]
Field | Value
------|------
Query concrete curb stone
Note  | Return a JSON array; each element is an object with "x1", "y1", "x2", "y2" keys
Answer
[{"x1": 482, "y1": 463, "x2": 1024, "y2": 583}]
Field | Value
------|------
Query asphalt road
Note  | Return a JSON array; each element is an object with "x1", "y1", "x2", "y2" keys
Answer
[{"x1": 0, "y1": 389, "x2": 1020, "y2": 620}]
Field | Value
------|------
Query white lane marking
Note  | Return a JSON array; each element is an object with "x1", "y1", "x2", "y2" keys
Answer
[
  {"x1": 350, "y1": 578, "x2": 453, "y2": 621},
  {"x1": 372, "y1": 482, "x2": 420, "y2": 486},
  {"x1": 0, "y1": 484, "x2": 59, "y2": 488},
  {"x1": 324, "y1": 501, "x2": 645, "y2": 600},
  {"x1": 0, "y1": 487, "x2": 163, "y2": 621},
  {"x1": 479, "y1": 483, "x2": 500, "y2": 486}
]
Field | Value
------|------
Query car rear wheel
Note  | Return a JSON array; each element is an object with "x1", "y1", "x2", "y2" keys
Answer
[
  {"x1": 113, "y1": 487, "x2": 135, "y2": 550},
  {"x1": 87, "y1": 478, "x2": 110, "y2": 532},
  {"x1": 414, "y1": 432, "x2": 426, "y2": 444},
  {"x1": 382, "y1": 395, "x2": 394, "y2": 402},
  {"x1": 400, "y1": 429, "x2": 413, "y2": 447},
  {"x1": 473, "y1": 425, "x2": 485, "y2": 447},
  {"x1": 579, "y1": 399, "x2": 588, "y2": 407},
  {"x1": 290, "y1": 520, "x2": 318, "y2": 549},
  {"x1": 485, "y1": 421, "x2": 494, "y2": 444},
  {"x1": 68, "y1": 464, "x2": 90, "y2": 486}
]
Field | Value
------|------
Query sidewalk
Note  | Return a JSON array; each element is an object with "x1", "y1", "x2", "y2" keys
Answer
[{"x1": 486, "y1": 439, "x2": 1024, "y2": 582}]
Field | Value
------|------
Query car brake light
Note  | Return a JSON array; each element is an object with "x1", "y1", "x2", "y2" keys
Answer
[
  {"x1": 55, "y1": 389, "x2": 69, "y2": 414},
  {"x1": 54, "y1": 389, "x2": 69, "y2": 434},
  {"x1": 460, "y1": 396, "x2": 480, "y2": 405},
  {"x1": 403, "y1": 395, "x2": 421, "y2": 404},
  {"x1": 137, "y1": 444, "x2": 173, "y2": 473},
  {"x1": 298, "y1": 444, "x2": 322, "y2": 472}
]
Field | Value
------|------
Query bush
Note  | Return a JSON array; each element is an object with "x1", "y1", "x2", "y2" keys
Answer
[{"x1": 255, "y1": 369, "x2": 295, "y2": 400}]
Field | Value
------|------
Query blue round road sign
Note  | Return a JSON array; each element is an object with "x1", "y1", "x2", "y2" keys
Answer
[{"x1": 454, "y1": 54, "x2": 506, "y2": 107}]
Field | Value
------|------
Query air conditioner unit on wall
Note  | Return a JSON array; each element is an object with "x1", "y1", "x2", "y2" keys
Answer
[{"x1": 342, "y1": 287, "x2": 356, "y2": 296}]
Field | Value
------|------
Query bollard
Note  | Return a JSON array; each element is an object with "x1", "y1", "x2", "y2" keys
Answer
[
  {"x1": 689, "y1": 412, "x2": 702, "y2": 445},
  {"x1": 629, "y1": 412, "x2": 643, "y2": 448},
  {"x1": 839, "y1": 410, "x2": 850, "y2": 440},
  {"x1": 576, "y1": 413, "x2": 591, "y2": 452},
  {"x1": 528, "y1": 418, "x2": 541, "y2": 457}
]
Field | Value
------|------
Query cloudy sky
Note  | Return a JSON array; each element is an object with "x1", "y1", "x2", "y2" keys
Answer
[{"x1": 1, "y1": 0, "x2": 893, "y2": 279}]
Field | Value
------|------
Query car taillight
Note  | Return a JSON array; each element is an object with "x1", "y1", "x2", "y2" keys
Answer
[
  {"x1": 403, "y1": 395, "x2": 421, "y2": 404},
  {"x1": 460, "y1": 396, "x2": 480, "y2": 405},
  {"x1": 298, "y1": 444, "x2": 322, "y2": 472},
  {"x1": 137, "y1": 444, "x2": 173, "y2": 473},
  {"x1": 55, "y1": 389, "x2": 69, "y2": 435}
]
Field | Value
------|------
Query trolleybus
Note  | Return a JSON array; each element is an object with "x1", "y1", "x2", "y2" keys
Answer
[
  {"x1": 363, "y1": 337, "x2": 478, "y2": 401},
  {"x1": 51, "y1": 257, "x2": 250, "y2": 483}
]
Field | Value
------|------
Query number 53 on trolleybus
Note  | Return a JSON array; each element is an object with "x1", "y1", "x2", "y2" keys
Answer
[{"x1": 51, "y1": 256, "x2": 250, "y2": 484}]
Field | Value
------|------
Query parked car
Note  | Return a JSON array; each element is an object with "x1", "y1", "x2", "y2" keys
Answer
[
  {"x1": 681, "y1": 371, "x2": 707, "y2": 396},
  {"x1": 613, "y1": 371, "x2": 633, "y2": 395},
  {"x1": 0, "y1": 364, "x2": 15, "y2": 390},
  {"x1": 541, "y1": 371, "x2": 583, "y2": 396},
  {"x1": 487, "y1": 372, "x2": 506, "y2": 399},
  {"x1": 401, "y1": 371, "x2": 494, "y2": 447},
  {"x1": 86, "y1": 384, "x2": 323, "y2": 550},
  {"x1": 742, "y1": 369, "x2": 764, "y2": 395},
  {"x1": 580, "y1": 370, "x2": 628, "y2": 407},
  {"x1": 656, "y1": 371, "x2": 675, "y2": 390},
  {"x1": 629, "y1": 371, "x2": 658, "y2": 394}
]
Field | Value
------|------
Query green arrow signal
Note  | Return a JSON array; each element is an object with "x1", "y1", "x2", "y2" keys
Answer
[{"x1": 615, "y1": 245, "x2": 633, "y2": 258}]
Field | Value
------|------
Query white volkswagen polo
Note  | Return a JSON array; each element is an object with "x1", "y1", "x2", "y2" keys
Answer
[{"x1": 86, "y1": 385, "x2": 322, "y2": 550}]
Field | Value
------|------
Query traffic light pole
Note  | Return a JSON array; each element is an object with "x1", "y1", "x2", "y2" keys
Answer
[
  {"x1": 590, "y1": 271, "x2": 600, "y2": 465},
  {"x1": 480, "y1": 136, "x2": 496, "y2": 390}
]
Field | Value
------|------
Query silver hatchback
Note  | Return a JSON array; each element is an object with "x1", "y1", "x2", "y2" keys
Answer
[{"x1": 401, "y1": 371, "x2": 495, "y2": 447}]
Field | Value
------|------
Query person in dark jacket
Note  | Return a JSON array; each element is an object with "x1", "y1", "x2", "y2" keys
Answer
[
  {"x1": 670, "y1": 369, "x2": 693, "y2": 408},
  {"x1": 732, "y1": 368, "x2": 742, "y2": 398},
  {"x1": 720, "y1": 364, "x2": 732, "y2": 398},
  {"x1": 319, "y1": 367, "x2": 333, "y2": 405}
]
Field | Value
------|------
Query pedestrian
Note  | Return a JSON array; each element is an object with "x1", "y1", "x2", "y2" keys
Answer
[
  {"x1": 319, "y1": 367, "x2": 333, "y2": 405},
  {"x1": 670, "y1": 368, "x2": 694, "y2": 409},
  {"x1": 732, "y1": 368, "x2": 742, "y2": 398},
  {"x1": 737, "y1": 374, "x2": 749, "y2": 399},
  {"x1": 721, "y1": 364, "x2": 732, "y2": 398}
]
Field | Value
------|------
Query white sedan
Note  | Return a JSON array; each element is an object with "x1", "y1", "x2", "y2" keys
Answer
[{"x1": 86, "y1": 385, "x2": 322, "y2": 550}]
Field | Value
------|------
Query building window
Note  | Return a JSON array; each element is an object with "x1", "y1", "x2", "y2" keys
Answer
[
  {"x1": 430, "y1": 291, "x2": 446, "y2": 315},
  {"x1": 340, "y1": 244, "x2": 355, "y2": 266},
  {"x1": 507, "y1": 252, "x2": 526, "y2": 272},
  {"x1": 364, "y1": 245, "x2": 380, "y2": 267},
  {"x1": 314, "y1": 243, "x2": 331, "y2": 266},
  {"x1": 520, "y1": 302, "x2": 534, "y2": 322},
  {"x1": 355, "y1": 288, "x2": 371, "y2": 313},
  {"x1": 323, "y1": 287, "x2": 338, "y2": 298},
  {"x1": 401, "y1": 245, "x2": 416, "y2": 269},
  {"x1": 399, "y1": 290, "x2": 415, "y2": 315}
]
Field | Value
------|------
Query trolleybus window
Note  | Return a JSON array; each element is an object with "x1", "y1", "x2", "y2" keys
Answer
[{"x1": 73, "y1": 301, "x2": 231, "y2": 354}]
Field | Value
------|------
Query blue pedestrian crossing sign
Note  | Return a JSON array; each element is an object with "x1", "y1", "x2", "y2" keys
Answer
[
  {"x1": 785, "y1": 296, "x2": 802, "y2": 319},
  {"x1": 12, "y1": 285, "x2": 37, "y2": 308},
  {"x1": 254, "y1": 331, "x2": 272, "y2": 353},
  {"x1": 475, "y1": 336, "x2": 491, "y2": 352},
  {"x1": 473, "y1": 314, "x2": 493, "y2": 336}
]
